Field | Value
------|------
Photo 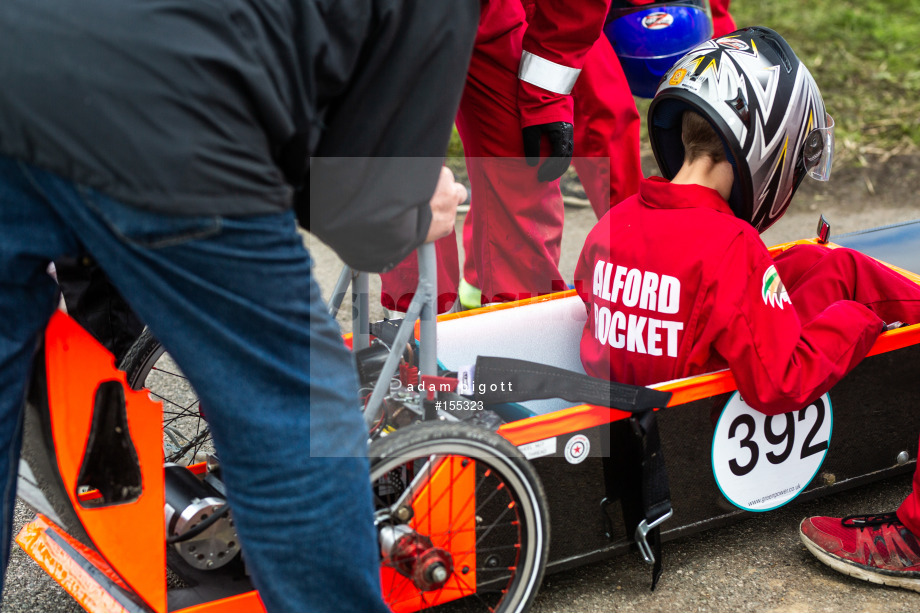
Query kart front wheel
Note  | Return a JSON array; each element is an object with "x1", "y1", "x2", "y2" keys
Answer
[
  {"x1": 120, "y1": 328, "x2": 212, "y2": 466},
  {"x1": 370, "y1": 422, "x2": 550, "y2": 613}
]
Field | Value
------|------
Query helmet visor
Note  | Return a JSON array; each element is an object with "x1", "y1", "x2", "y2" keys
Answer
[{"x1": 803, "y1": 113, "x2": 835, "y2": 182}]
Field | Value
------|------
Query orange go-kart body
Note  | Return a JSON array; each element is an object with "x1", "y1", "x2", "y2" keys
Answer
[{"x1": 15, "y1": 225, "x2": 920, "y2": 612}]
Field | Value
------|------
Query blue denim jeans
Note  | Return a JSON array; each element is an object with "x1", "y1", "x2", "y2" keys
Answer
[{"x1": 0, "y1": 156, "x2": 386, "y2": 612}]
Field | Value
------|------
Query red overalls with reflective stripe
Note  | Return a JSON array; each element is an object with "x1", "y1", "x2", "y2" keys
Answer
[{"x1": 381, "y1": 0, "x2": 643, "y2": 310}]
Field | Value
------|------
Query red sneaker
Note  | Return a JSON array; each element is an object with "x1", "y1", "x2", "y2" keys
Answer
[{"x1": 800, "y1": 512, "x2": 920, "y2": 592}]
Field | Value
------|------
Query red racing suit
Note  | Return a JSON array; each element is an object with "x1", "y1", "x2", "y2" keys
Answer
[
  {"x1": 710, "y1": 0, "x2": 736, "y2": 38},
  {"x1": 459, "y1": 0, "x2": 640, "y2": 302},
  {"x1": 575, "y1": 177, "x2": 920, "y2": 416},
  {"x1": 381, "y1": 0, "x2": 642, "y2": 310}
]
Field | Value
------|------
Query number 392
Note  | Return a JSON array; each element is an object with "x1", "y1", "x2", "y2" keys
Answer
[{"x1": 727, "y1": 397, "x2": 829, "y2": 477}]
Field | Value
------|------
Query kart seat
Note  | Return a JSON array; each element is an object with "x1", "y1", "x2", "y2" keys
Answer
[{"x1": 437, "y1": 294, "x2": 588, "y2": 415}]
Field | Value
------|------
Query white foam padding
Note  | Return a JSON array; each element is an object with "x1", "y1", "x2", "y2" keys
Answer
[{"x1": 437, "y1": 296, "x2": 588, "y2": 414}]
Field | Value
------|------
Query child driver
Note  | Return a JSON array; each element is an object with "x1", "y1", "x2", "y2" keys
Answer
[{"x1": 575, "y1": 26, "x2": 920, "y2": 416}]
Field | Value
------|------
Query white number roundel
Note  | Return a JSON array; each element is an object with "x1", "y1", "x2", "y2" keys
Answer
[{"x1": 712, "y1": 393, "x2": 832, "y2": 512}]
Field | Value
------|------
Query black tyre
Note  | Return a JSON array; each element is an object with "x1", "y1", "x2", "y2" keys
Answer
[
  {"x1": 370, "y1": 422, "x2": 550, "y2": 613},
  {"x1": 119, "y1": 328, "x2": 211, "y2": 465}
]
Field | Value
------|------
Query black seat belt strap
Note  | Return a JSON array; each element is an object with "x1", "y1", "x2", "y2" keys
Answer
[
  {"x1": 470, "y1": 356, "x2": 671, "y2": 411},
  {"x1": 470, "y1": 356, "x2": 673, "y2": 589},
  {"x1": 631, "y1": 409, "x2": 672, "y2": 590}
]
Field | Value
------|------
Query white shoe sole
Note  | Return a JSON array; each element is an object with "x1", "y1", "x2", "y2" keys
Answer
[{"x1": 799, "y1": 527, "x2": 920, "y2": 592}]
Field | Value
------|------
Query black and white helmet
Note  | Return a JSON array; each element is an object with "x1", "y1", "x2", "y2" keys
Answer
[{"x1": 648, "y1": 26, "x2": 834, "y2": 233}]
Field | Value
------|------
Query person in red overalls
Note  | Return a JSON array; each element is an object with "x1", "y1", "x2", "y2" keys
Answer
[
  {"x1": 381, "y1": 0, "x2": 620, "y2": 312},
  {"x1": 575, "y1": 0, "x2": 734, "y2": 216},
  {"x1": 573, "y1": 26, "x2": 920, "y2": 588},
  {"x1": 382, "y1": 0, "x2": 719, "y2": 313},
  {"x1": 577, "y1": 26, "x2": 920, "y2": 413}
]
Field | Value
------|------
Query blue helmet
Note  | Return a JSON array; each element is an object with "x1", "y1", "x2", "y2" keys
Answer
[{"x1": 605, "y1": 0, "x2": 714, "y2": 98}]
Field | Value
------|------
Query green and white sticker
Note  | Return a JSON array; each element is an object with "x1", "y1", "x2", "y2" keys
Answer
[
  {"x1": 712, "y1": 392, "x2": 832, "y2": 511},
  {"x1": 761, "y1": 264, "x2": 792, "y2": 309}
]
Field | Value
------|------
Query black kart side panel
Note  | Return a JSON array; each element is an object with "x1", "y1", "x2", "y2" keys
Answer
[{"x1": 533, "y1": 340, "x2": 920, "y2": 575}]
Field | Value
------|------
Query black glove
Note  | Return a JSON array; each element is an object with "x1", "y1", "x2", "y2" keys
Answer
[{"x1": 522, "y1": 121, "x2": 574, "y2": 182}]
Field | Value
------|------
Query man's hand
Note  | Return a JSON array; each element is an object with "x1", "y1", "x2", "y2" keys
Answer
[
  {"x1": 425, "y1": 166, "x2": 468, "y2": 243},
  {"x1": 522, "y1": 121, "x2": 574, "y2": 182}
]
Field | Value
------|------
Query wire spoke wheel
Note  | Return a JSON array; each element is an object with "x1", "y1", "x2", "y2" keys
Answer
[
  {"x1": 120, "y1": 328, "x2": 212, "y2": 466},
  {"x1": 370, "y1": 422, "x2": 549, "y2": 613}
]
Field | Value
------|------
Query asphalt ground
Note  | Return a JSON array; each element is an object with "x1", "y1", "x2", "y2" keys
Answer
[{"x1": 4, "y1": 156, "x2": 920, "y2": 612}]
